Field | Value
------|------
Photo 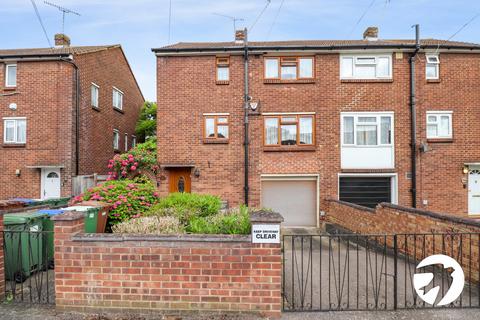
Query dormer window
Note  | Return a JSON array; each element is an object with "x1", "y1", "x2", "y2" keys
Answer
[{"x1": 426, "y1": 55, "x2": 439, "y2": 80}]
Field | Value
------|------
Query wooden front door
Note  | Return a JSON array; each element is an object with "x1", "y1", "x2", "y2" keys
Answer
[{"x1": 169, "y1": 168, "x2": 191, "y2": 193}]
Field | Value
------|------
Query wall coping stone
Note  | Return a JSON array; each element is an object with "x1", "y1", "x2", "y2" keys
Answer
[
  {"x1": 51, "y1": 211, "x2": 84, "y2": 221},
  {"x1": 250, "y1": 210, "x2": 284, "y2": 223},
  {"x1": 73, "y1": 232, "x2": 251, "y2": 243}
]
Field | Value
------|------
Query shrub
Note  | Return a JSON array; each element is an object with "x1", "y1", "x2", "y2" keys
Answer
[
  {"x1": 148, "y1": 193, "x2": 221, "y2": 218},
  {"x1": 107, "y1": 139, "x2": 158, "y2": 180},
  {"x1": 73, "y1": 180, "x2": 159, "y2": 226},
  {"x1": 186, "y1": 205, "x2": 251, "y2": 235},
  {"x1": 112, "y1": 216, "x2": 183, "y2": 234}
]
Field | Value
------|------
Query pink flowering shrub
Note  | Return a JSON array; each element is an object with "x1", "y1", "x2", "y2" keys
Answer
[
  {"x1": 73, "y1": 180, "x2": 160, "y2": 227},
  {"x1": 107, "y1": 139, "x2": 158, "y2": 180}
]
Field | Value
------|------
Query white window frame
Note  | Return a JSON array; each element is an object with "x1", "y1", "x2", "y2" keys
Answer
[
  {"x1": 112, "y1": 87, "x2": 124, "y2": 111},
  {"x1": 341, "y1": 112, "x2": 394, "y2": 147},
  {"x1": 5, "y1": 64, "x2": 17, "y2": 87},
  {"x1": 426, "y1": 111, "x2": 452, "y2": 139},
  {"x1": 113, "y1": 129, "x2": 120, "y2": 150},
  {"x1": 91, "y1": 83, "x2": 99, "y2": 109},
  {"x1": 3, "y1": 117, "x2": 26, "y2": 144},
  {"x1": 124, "y1": 133, "x2": 128, "y2": 151},
  {"x1": 131, "y1": 135, "x2": 137, "y2": 148},
  {"x1": 426, "y1": 55, "x2": 440, "y2": 80},
  {"x1": 340, "y1": 54, "x2": 392, "y2": 80}
]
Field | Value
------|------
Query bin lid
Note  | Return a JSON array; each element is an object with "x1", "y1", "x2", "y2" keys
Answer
[
  {"x1": 37, "y1": 209, "x2": 65, "y2": 216},
  {"x1": 9, "y1": 198, "x2": 38, "y2": 204},
  {"x1": 62, "y1": 206, "x2": 95, "y2": 212},
  {"x1": 4, "y1": 212, "x2": 47, "y2": 224}
]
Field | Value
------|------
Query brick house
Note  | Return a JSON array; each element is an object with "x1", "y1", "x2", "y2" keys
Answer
[
  {"x1": 153, "y1": 27, "x2": 480, "y2": 225},
  {"x1": 0, "y1": 34, "x2": 144, "y2": 200}
]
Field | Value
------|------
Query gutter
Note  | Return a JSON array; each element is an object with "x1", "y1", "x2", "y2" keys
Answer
[{"x1": 410, "y1": 25, "x2": 421, "y2": 208}]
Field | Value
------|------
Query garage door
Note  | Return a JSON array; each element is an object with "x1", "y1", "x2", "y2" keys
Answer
[
  {"x1": 261, "y1": 179, "x2": 317, "y2": 227},
  {"x1": 339, "y1": 176, "x2": 391, "y2": 208}
]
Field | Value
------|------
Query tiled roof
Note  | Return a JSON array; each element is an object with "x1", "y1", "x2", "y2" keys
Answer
[
  {"x1": 0, "y1": 45, "x2": 121, "y2": 57},
  {"x1": 153, "y1": 39, "x2": 480, "y2": 52}
]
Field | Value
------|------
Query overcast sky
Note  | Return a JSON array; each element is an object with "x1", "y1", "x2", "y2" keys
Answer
[{"x1": 1, "y1": 0, "x2": 479, "y2": 101}]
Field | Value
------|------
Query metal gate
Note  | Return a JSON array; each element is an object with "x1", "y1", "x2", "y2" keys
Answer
[
  {"x1": 2, "y1": 230, "x2": 55, "y2": 304},
  {"x1": 282, "y1": 232, "x2": 480, "y2": 311}
]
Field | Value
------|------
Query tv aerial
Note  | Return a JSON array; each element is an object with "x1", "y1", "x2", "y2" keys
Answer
[
  {"x1": 212, "y1": 13, "x2": 244, "y2": 35},
  {"x1": 44, "y1": 1, "x2": 81, "y2": 34}
]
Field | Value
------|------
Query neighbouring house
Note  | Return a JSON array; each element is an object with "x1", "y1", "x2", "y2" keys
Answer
[
  {"x1": 0, "y1": 34, "x2": 144, "y2": 200},
  {"x1": 152, "y1": 27, "x2": 480, "y2": 226}
]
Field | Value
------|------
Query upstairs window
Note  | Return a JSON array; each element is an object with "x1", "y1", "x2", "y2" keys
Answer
[
  {"x1": 91, "y1": 83, "x2": 99, "y2": 109},
  {"x1": 216, "y1": 57, "x2": 230, "y2": 82},
  {"x1": 264, "y1": 57, "x2": 314, "y2": 80},
  {"x1": 426, "y1": 111, "x2": 452, "y2": 139},
  {"x1": 264, "y1": 114, "x2": 314, "y2": 146},
  {"x1": 113, "y1": 87, "x2": 124, "y2": 111},
  {"x1": 342, "y1": 114, "x2": 393, "y2": 146},
  {"x1": 5, "y1": 64, "x2": 17, "y2": 87},
  {"x1": 340, "y1": 55, "x2": 392, "y2": 79},
  {"x1": 204, "y1": 114, "x2": 229, "y2": 141},
  {"x1": 3, "y1": 117, "x2": 26, "y2": 144},
  {"x1": 113, "y1": 129, "x2": 119, "y2": 150},
  {"x1": 426, "y1": 55, "x2": 439, "y2": 80}
]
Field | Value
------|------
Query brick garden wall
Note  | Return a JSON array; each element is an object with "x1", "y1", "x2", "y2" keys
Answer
[{"x1": 52, "y1": 212, "x2": 282, "y2": 318}]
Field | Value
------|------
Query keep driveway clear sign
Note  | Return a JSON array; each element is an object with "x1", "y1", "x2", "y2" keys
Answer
[{"x1": 252, "y1": 224, "x2": 280, "y2": 244}]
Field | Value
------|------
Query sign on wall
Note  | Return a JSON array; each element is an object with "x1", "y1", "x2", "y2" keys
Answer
[{"x1": 252, "y1": 224, "x2": 280, "y2": 244}]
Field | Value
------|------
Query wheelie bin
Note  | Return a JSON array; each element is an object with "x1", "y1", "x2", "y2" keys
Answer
[
  {"x1": 37, "y1": 209, "x2": 65, "y2": 269},
  {"x1": 76, "y1": 201, "x2": 110, "y2": 233},
  {"x1": 62, "y1": 206, "x2": 98, "y2": 233}
]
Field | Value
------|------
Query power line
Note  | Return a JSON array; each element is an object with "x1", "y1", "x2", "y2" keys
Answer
[
  {"x1": 249, "y1": 0, "x2": 271, "y2": 33},
  {"x1": 30, "y1": 0, "x2": 52, "y2": 47},
  {"x1": 347, "y1": 0, "x2": 376, "y2": 38},
  {"x1": 434, "y1": 12, "x2": 480, "y2": 54},
  {"x1": 266, "y1": 0, "x2": 285, "y2": 40}
]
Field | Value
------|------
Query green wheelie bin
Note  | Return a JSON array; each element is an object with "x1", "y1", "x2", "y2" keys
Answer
[
  {"x1": 37, "y1": 209, "x2": 65, "y2": 269},
  {"x1": 3, "y1": 211, "x2": 47, "y2": 283},
  {"x1": 62, "y1": 206, "x2": 98, "y2": 233}
]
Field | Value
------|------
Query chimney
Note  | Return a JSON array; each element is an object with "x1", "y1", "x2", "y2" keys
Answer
[
  {"x1": 235, "y1": 28, "x2": 247, "y2": 44},
  {"x1": 54, "y1": 33, "x2": 71, "y2": 47},
  {"x1": 363, "y1": 27, "x2": 379, "y2": 41}
]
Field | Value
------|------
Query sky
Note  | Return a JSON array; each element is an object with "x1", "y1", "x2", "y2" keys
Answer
[{"x1": 1, "y1": 0, "x2": 479, "y2": 101}]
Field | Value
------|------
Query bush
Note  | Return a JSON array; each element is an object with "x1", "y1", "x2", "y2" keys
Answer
[
  {"x1": 148, "y1": 193, "x2": 221, "y2": 218},
  {"x1": 73, "y1": 180, "x2": 159, "y2": 226},
  {"x1": 186, "y1": 205, "x2": 251, "y2": 235},
  {"x1": 112, "y1": 216, "x2": 183, "y2": 234},
  {"x1": 107, "y1": 139, "x2": 158, "y2": 180}
]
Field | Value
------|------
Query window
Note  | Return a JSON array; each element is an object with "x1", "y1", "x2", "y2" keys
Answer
[
  {"x1": 91, "y1": 83, "x2": 99, "y2": 109},
  {"x1": 132, "y1": 135, "x2": 136, "y2": 148},
  {"x1": 5, "y1": 64, "x2": 17, "y2": 87},
  {"x1": 340, "y1": 55, "x2": 392, "y2": 79},
  {"x1": 426, "y1": 55, "x2": 439, "y2": 80},
  {"x1": 113, "y1": 87, "x2": 123, "y2": 110},
  {"x1": 204, "y1": 115, "x2": 229, "y2": 140},
  {"x1": 264, "y1": 114, "x2": 314, "y2": 146},
  {"x1": 3, "y1": 117, "x2": 26, "y2": 144},
  {"x1": 216, "y1": 57, "x2": 230, "y2": 82},
  {"x1": 113, "y1": 129, "x2": 119, "y2": 150},
  {"x1": 124, "y1": 133, "x2": 128, "y2": 151},
  {"x1": 341, "y1": 114, "x2": 393, "y2": 146},
  {"x1": 264, "y1": 57, "x2": 314, "y2": 80},
  {"x1": 426, "y1": 111, "x2": 452, "y2": 139}
]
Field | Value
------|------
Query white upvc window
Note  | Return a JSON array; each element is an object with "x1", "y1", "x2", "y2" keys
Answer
[
  {"x1": 341, "y1": 113, "x2": 393, "y2": 146},
  {"x1": 91, "y1": 83, "x2": 99, "y2": 108},
  {"x1": 3, "y1": 117, "x2": 26, "y2": 144},
  {"x1": 124, "y1": 133, "x2": 128, "y2": 151},
  {"x1": 131, "y1": 135, "x2": 136, "y2": 148},
  {"x1": 113, "y1": 87, "x2": 124, "y2": 110},
  {"x1": 5, "y1": 64, "x2": 17, "y2": 87},
  {"x1": 340, "y1": 55, "x2": 392, "y2": 79},
  {"x1": 113, "y1": 129, "x2": 120, "y2": 150},
  {"x1": 426, "y1": 111, "x2": 452, "y2": 139},
  {"x1": 426, "y1": 55, "x2": 440, "y2": 80}
]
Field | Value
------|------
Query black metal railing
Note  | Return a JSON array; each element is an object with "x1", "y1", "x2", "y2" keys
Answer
[
  {"x1": 1, "y1": 230, "x2": 55, "y2": 304},
  {"x1": 282, "y1": 233, "x2": 480, "y2": 312}
]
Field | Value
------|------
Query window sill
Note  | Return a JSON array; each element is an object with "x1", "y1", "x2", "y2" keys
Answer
[
  {"x1": 203, "y1": 139, "x2": 229, "y2": 144},
  {"x1": 341, "y1": 79, "x2": 393, "y2": 83},
  {"x1": 3, "y1": 86, "x2": 17, "y2": 91},
  {"x1": 92, "y1": 106, "x2": 100, "y2": 112},
  {"x1": 263, "y1": 79, "x2": 315, "y2": 84},
  {"x1": 216, "y1": 80, "x2": 229, "y2": 85},
  {"x1": 263, "y1": 145, "x2": 316, "y2": 152},
  {"x1": 113, "y1": 149, "x2": 121, "y2": 153},
  {"x1": 426, "y1": 79, "x2": 441, "y2": 83},
  {"x1": 113, "y1": 107, "x2": 124, "y2": 114},
  {"x1": 2, "y1": 143, "x2": 26, "y2": 148},
  {"x1": 427, "y1": 138, "x2": 453, "y2": 143}
]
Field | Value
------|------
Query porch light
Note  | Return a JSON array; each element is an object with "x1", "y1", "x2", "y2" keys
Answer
[
  {"x1": 463, "y1": 166, "x2": 469, "y2": 174},
  {"x1": 194, "y1": 168, "x2": 201, "y2": 178}
]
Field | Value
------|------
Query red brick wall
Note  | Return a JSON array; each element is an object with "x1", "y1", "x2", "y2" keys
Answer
[
  {"x1": 53, "y1": 213, "x2": 282, "y2": 318},
  {"x1": 75, "y1": 47, "x2": 144, "y2": 176},
  {"x1": 0, "y1": 61, "x2": 75, "y2": 199},
  {"x1": 156, "y1": 52, "x2": 480, "y2": 217}
]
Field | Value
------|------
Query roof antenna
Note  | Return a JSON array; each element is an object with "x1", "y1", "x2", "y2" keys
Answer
[
  {"x1": 44, "y1": 1, "x2": 80, "y2": 34},
  {"x1": 213, "y1": 13, "x2": 245, "y2": 35}
]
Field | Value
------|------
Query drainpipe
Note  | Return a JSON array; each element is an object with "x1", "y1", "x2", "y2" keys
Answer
[
  {"x1": 410, "y1": 25, "x2": 420, "y2": 207},
  {"x1": 243, "y1": 28, "x2": 250, "y2": 206}
]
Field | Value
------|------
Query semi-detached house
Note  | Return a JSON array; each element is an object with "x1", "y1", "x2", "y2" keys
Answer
[
  {"x1": 0, "y1": 34, "x2": 144, "y2": 200},
  {"x1": 153, "y1": 27, "x2": 480, "y2": 226}
]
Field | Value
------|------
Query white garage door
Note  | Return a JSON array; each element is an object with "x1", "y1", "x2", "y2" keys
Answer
[{"x1": 261, "y1": 179, "x2": 317, "y2": 227}]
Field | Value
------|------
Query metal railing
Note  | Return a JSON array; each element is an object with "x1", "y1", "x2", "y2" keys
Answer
[
  {"x1": 282, "y1": 233, "x2": 480, "y2": 312},
  {"x1": 1, "y1": 230, "x2": 55, "y2": 304}
]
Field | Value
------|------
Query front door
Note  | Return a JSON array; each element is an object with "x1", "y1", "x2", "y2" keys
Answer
[
  {"x1": 42, "y1": 168, "x2": 61, "y2": 199},
  {"x1": 468, "y1": 167, "x2": 480, "y2": 214},
  {"x1": 169, "y1": 168, "x2": 191, "y2": 193}
]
